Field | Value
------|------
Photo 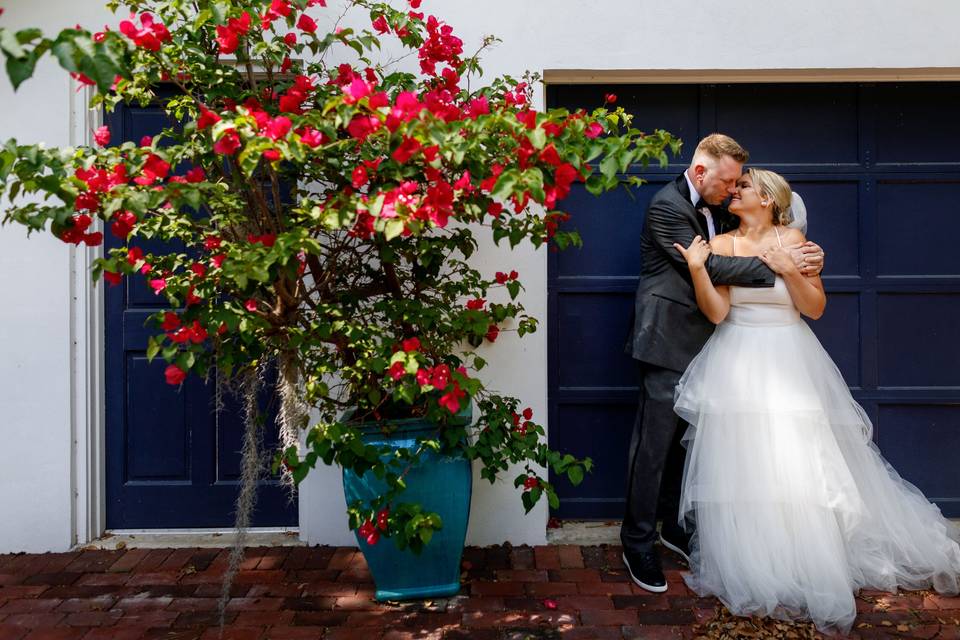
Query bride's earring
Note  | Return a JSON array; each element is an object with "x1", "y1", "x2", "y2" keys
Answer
[{"x1": 761, "y1": 200, "x2": 769, "y2": 207}]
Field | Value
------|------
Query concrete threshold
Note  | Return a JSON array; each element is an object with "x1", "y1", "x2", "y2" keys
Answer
[
  {"x1": 79, "y1": 527, "x2": 306, "y2": 550},
  {"x1": 547, "y1": 520, "x2": 621, "y2": 546}
]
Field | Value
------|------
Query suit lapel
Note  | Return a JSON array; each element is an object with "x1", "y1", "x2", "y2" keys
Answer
[{"x1": 675, "y1": 174, "x2": 710, "y2": 238}]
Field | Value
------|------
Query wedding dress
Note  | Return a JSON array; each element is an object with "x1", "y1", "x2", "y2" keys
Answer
[{"x1": 673, "y1": 228, "x2": 960, "y2": 633}]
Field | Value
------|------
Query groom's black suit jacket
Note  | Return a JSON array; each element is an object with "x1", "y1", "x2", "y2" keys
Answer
[{"x1": 624, "y1": 174, "x2": 775, "y2": 372}]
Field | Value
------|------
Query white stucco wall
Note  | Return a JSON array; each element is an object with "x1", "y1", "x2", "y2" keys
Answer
[{"x1": 3, "y1": 0, "x2": 960, "y2": 553}]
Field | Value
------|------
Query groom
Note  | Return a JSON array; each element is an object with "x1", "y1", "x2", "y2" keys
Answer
[{"x1": 621, "y1": 133, "x2": 824, "y2": 592}]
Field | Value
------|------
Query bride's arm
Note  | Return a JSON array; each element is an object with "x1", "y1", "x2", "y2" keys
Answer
[
  {"x1": 674, "y1": 235, "x2": 731, "y2": 324},
  {"x1": 760, "y1": 228, "x2": 826, "y2": 320}
]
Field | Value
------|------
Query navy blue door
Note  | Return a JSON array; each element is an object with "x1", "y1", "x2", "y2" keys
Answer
[
  {"x1": 547, "y1": 82, "x2": 960, "y2": 519},
  {"x1": 104, "y1": 98, "x2": 298, "y2": 528}
]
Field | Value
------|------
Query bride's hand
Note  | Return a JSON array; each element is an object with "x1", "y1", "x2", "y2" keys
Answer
[
  {"x1": 759, "y1": 246, "x2": 797, "y2": 274},
  {"x1": 674, "y1": 235, "x2": 711, "y2": 270}
]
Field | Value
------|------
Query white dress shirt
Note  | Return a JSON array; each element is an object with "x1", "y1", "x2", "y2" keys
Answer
[{"x1": 684, "y1": 170, "x2": 716, "y2": 239}]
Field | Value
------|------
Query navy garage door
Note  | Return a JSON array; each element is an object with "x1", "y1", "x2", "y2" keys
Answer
[
  {"x1": 104, "y1": 97, "x2": 298, "y2": 528},
  {"x1": 547, "y1": 82, "x2": 960, "y2": 519}
]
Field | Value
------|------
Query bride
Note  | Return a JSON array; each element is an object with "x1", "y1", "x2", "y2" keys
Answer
[{"x1": 672, "y1": 168, "x2": 960, "y2": 633}]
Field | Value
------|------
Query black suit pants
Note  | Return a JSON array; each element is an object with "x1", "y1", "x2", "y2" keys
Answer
[{"x1": 620, "y1": 361, "x2": 688, "y2": 554}]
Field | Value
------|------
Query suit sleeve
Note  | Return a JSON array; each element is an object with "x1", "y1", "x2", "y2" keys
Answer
[{"x1": 646, "y1": 200, "x2": 775, "y2": 287}]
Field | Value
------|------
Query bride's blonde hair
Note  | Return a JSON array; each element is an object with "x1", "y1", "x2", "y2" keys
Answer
[{"x1": 747, "y1": 168, "x2": 792, "y2": 226}]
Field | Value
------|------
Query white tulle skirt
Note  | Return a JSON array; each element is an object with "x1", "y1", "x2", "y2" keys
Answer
[{"x1": 674, "y1": 313, "x2": 960, "y2": 634}]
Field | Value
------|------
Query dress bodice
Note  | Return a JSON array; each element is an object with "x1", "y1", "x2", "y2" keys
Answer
[{"x1": 727, "y1": 227, "x2": 801, "y2": 326}]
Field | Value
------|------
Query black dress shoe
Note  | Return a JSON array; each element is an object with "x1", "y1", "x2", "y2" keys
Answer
[
  {"x1": 659, "y1": 528, "x2": 691, "y2": 564},
  {"x1": 622, "y1": 550, "x2": 667, "y2": 593}
]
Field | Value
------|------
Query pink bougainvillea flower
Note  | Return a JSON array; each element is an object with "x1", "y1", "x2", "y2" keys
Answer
[
  {"x1": 262, "y1": 149, "x2": 280, "y2": 162},
  {"x1": 262, "y1": 0, "x2": 292, "y2": 27},
  {"x1": 247, "y1": 233, "x2": 276, "y2": 247},
  {"x1": 402, "y1": 337, "x2": 421, "y2": 352},
  {"x1": 72, "y1": 214, "x2": 92, "y2": 232},
  {"x1": 466, "y1": 96, "x2": 489, "y2": 119},
  {"x1": 283, "y1": 32, "x2": 296, "y2": 46},
  {"x1": 184, "y1": 167, "x2": 206, "y2": 183},
  {"x1": 539, "y1": 143, "x2": 562, "y2": 167},
  {"x1": 466, "y1": 298, "x2": 485, "y2": 311},
  {"x1": 431, "y1": 364, "x2": 450, "y2": 389},
  {"x1": 213, "y1": 129, "x2": 241, "y2": 155},
  {"x1": 74, "y1": 191, "x2": 100, "y2": 212},
  {"x1": 264, "y1": 115, "x2": 292, "y2": 141},
  {"x1": 343, "y1": 76, "x2": 374, "y2": 104},
  {"x1": 197, "y1": 107, "x2": 220, "y2": 130},
  {"x1": 81, "y1": 232, "x2": 103, "y2": 246},
  {"x1": 126, "y1": 246, "x2": 143, "y2": 266},
  {"x1": 485, "y1": 324, "x2": 500, "y2": 342},
  {"x1": 70, "y1": 72, "x2": 95, "y2": 87},
  {"x1": 453, "y1": 170, "x2": 473, "y2": 193},
  {"x1": 149, "y1": 278, "x2": 167, "y2": 294},
  {"x1": 439, "y1": 382, "x2": 465, "y2": 413},
  {"x1": 110, "y1": 210, "x2": 137, "y2": 239},
  {"x1": 351, "y1": 165, "x2": 368, "y2": 189},
  {"x1": 296, "y1": 13, "x2": 317, "y2": 33},
  {"x1": 392, "y1": 136, "x2": 422, "y2": 164},
  {"x1": 388, "y1": 360, "x2": 406, "y2": 381},
  {"x1": 93, "y1": 125, "x2": 110, "y2": 146},
  {"x1": 161, "y1": 311, "x2": 180, "y2": 331},
  {"x1": 416, "y1": 369, "x2": 431, "y2": 386},
  {"x1": 118, "y1": 12, "x2": 171, "y2": 51},
  {"x1": 203, "y1": 235, "x2": 221, "y2": 250},
  {"x1": 245, "y1": 299, "x2": 258, "y2": 312},
  {"x1": 409, "y1": 0, "x2": 422, "y2": 7},
  {"x1": 604, "y1": 93, "x2": 617, "y2": 104},
  {"x1": 584, "y1": 121, "x2": 603, "y2": 139},
  {"x1": 216, "y1": 25, "x2": 239, "y2": 54},
  {"x1": 299, "y1": 127, "x2": 327, "y2": 148},
  {"x1": 347, "y1": 114, "x2": 381, "y2": 141},
  {"x1": 133, "y1": 153, "x2": 170, "y2": 185},
  {"x1": 164, "y1": 364, "x2": 187, "y2": 386},
  {"x1": 371, "y1": 14, "x2": 389, "y2": 34},
  {"x1": 103, "y1": 271, "x2": 122, "y2": 286}
]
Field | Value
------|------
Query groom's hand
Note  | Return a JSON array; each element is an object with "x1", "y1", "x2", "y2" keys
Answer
[{"x1": 786, "y1": 241, "x2": 825, "y2": 276}]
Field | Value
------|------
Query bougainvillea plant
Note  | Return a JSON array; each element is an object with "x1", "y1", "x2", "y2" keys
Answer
[{"x1": 0, "y1": 0, "x2": 677, "y2": 557}]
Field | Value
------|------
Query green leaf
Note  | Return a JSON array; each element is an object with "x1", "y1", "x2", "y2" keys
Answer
[
  {"x1": 51, "y1": 38, "x2": 78, "y2": 73},
  {"x1": 5, "y1": 52, "x2": 39, "y2": 90},
  {"x1": 0, "y1": 28, "x2": 25, "y2": 58},
  {"x1": 146, "y1": 335, "x2": 160, "y2": 362},
  {"x1": 384, "y1": 218, "x2": 404, "y2": 240},
  {"x1": 506, "y1": 280, "x2": 520, "y2": 300},
  {"x1": 567, "y1": 465, "x2": 584, "y2": 486},
  {"x1": 528, "y1": 127, "x2": 546, "y2": 150},
  {"x1": 547, "y1": 489, "x2": 560, "y2": 510},
  {"x1": 600, "y1": 153, "x2": 619, "y2": 181}
]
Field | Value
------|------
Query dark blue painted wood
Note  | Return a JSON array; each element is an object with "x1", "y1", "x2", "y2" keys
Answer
[
  {"x1": 547, "y1": 82, "x2": 960, "y2": 519},
  {"x1": 104, "y1": 96, "x2": 297, "y2": 528}
]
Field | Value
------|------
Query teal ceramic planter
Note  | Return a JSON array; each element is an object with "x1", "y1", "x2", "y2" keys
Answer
[{"x1": 342, "y1": 404, "x2": 472, "y2": 601}]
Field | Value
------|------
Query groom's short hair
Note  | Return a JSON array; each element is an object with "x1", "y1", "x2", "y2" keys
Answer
[{"x1": 694, "y1": 134, "x2": 749, "y2": 164}]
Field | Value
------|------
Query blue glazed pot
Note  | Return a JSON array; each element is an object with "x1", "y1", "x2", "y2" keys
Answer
[{"x1": 341, "y1": 404, "x2": 472, "y2": 601}]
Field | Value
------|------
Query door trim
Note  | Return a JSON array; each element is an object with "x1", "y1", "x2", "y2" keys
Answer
[{"x1": 70, "y1": 82, "x2": 106, "y2": 547}]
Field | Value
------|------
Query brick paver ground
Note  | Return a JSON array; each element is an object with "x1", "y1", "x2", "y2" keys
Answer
[{"x1": 0, "y1": 544, "x2": 958, "y2": 639}]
